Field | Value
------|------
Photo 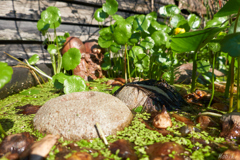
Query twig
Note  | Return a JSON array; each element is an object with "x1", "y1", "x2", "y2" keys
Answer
[{"x1": 96, "y1": 122, "x2": 108, "y2": 146}]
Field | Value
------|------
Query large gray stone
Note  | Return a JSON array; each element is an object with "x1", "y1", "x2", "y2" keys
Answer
[{"x1": 33, "y1": 91, "x2": 133, "y2": 140}]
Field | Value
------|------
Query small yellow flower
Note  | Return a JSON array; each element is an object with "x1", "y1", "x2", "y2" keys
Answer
[{"x1": 173, "y1": 28, "x2": 185, "y2": 35}]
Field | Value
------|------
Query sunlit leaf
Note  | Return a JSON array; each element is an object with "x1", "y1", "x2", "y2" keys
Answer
[
  {"x1": 188, "y1": 14, "x2": 201, "y2": 29},
  {"x1": 28, "y1": 54, "x2": 39, "y2": 65},
  {"x1": 170, "y1": 14, "x2": 185, "y2": 28},
  {"x1": 64, "y1": 75, "x2": 88, "y2": 94},
  {"x1": 140, "y1": 37, "x2": 155, "y2": 50},
  {"x1": 94, "y1": 8, "x2": 109, "y2": 22},
  {"x1": 41, "y1": 6, "x2": 61, "y2": 24},
  {"x1": 151, "y1": 31, "x2": 169, "y2": 47},
  {"x1": 103, "y1": 0, "x2": 118, "y2": 15},
  {"x1": 133, "y1": 15, "x2": 151, "y2": 33},
  {"x1": 110, "y1": 42, "x2": 121, "y2": 52},
  {"x1": 62, "y1": 48, "x2": 81, "y2": 70},
  {"x1": 113, "y1": 21, "x2": 132, "y2": 45},
  {"x1": 159, "y1": 4, "x2": 180, "y2": 17},
  {"x1": 205, "y1": 16, "x2": 228, "y2": 28},
  {"x1": 47, "y1": 44, "x2": 58, "y2": 55},
  {"x1": 0, "y1": 62, "x2": 13, "y2": 89}
]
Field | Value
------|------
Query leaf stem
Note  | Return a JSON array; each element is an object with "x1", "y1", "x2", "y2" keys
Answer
[
  {"x1": 126, "y1": 44, "x2": 132, "y2": 82},
  {"x1": 191, "y1": 50, "x2": 198, "y2": 93},
  {"x1": 208, "y1": 52, "x2": 215, "y2": 107}
]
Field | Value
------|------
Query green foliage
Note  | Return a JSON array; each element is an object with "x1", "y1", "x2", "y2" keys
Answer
[
  {"x1": 94, "y1": 8, "x2": 109, "y2": 22},
  {"x1": 220, "y1": 33, "x2": 240, "y2": 57},
  {"x1": 113, "y1": 21, "x2": 132, "y2": 45},
  {"x1": 159, "y1": 4, "x2": 180, "y2": 17},
  {"x1": 62, "y1": 48, "x2": 81, "y2": 70},
  {"x1": 63, "y1": 75, "x2": 88, "y2": 94},
  {"x1": 187, "y1": 14, "x2": 201, "y2": 29},
  {"x1": 102, "y1": 0, "x2": 118, "y2": 15},
  {"x1": 0, "y1": 62, "x2": 13, "y2": 89},
  {"x1": 214, "y1": 0, "x2": 240, "y2": 17},
  {"x1": 28, "y1": 54, "x2": 39, "y2": 65}
]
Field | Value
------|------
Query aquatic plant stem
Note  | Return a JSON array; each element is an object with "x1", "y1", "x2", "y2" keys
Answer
[
  {"x1": 124, "y1": 44, "x2": 127, "y2": 83},
  {"x1": 238, "y1": 58, "x2": 240, "y2": 111},
  {"x1": 126, "y1": 44, "x2": 132, "y2": 82},
  {"x1": 229, "y1": 58, "x2": 235, "y2": 112},
  {"x1": 191, "y1": 49, "x2": 198, "y2": 93},
  {"x1": 95, "y1": 122, "x2": 108, "y2": 146},
  {"x1": 208, "y1": 52, "x2": 215, "y2": 107}
]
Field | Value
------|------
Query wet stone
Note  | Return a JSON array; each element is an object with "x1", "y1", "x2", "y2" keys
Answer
[{"x1": 33, "y1": 91, "x2": 133, "y2": 140}]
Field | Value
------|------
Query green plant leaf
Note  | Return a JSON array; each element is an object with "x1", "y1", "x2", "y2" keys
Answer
[
  {"x1": 133, "y1": 106, "x2": 143, "y2": 112},
  {"x1": 52, "y1": 73, "x2": 70, "y2": 89},
  {"x1": 205, "y1": 16, "x2": 228, "y2": 28},
  {"x1": 149, "y1": 21, "x2": 170, "y2": 33},
  {"x1": 54, "y1": 35, "x2": 66, "y2": 47},
  {"x1": 0, "y1": 62, "x2": 13, "y2": 89},
  {"x1": 177, "y1": 20, "x2": 190, "y2": 32},
  {"x1": 208, "y1": 42, "x2": 221, "y2": 52},
  {"x1": 228, "y1": 16, "x2": 240, "y2": 34},
  {"x1": 112, "y1": 86, "x2": 121, "y2": 94},
  {"x1": 129, "y1": 32, "x2": 141, "y2": 44},
  {"x1": 112, "y1": 15, "x2": 125, "y2": 22},
  {"x1": 102, "y1": 0, "x2": 118, "y2": 15},
  {"x1": 62, "y1": 48, "x2": 81, "y2": 70},
  {"x1": 110, "y1": 42, "x2": 121, "y2": 52},
  {"x1": 220, "y1": 32, "x2": 240, "y2": 57},
  {"x1": 28, "y1": 54, "x2": 39, "y2": 65},
  {"x1": 131, "y1": 46, "x2": 150, "y2": 72},
  {"x1": 188, "y1": 14, "x2": 201, "y2": 29},
  {"x1": 101, "y1": 52, "x2": 111, "y2": 70},
  {"x1": 197, "y1": 61, "x2": 211, "y2": 73},
  {"x1": 159, "y1": 4, "x2": 180, "y2": 17},
  {"x1": 133, "y1": 15, "x2": 151, "y2": 33},
  {"x1": 49, "y1": 17, "x2": 61, "y2": 29},
  {"x1": 94, "y1": 8, "x2": 109, "y2": 22},
  {"x1": 151, "y1": 30, "x2": 169, "y2": 47},
  {"x1": 47, "y1": 44, "x2": 58, "y2": 55},
  {"x1": 63, "y1": 75, "x2": 88, "y2": 94},
  {"x1": 171, "y1": 27, "x2": 227, "y2": 53},
  {"x1": 214, "y1": 0, "x2": 240, "y2": 17},
  {"x1": 170, "y1": 14, "x2": 185, "y2": 28},
  {"x1": 140, "y1": 37, "x2": 155, "y2": 50},
  {"x1": 64, "y1": 32, "x2": 70, "y2": 38},
  {"x1": 113, "y1": 21, "x2": 132, "y2": 45},
  {"x1": 37, "y1": 19, "x2": 50, "y2": 36},
  {"x1": 126, "y1": 15, "x2": 136, "y2": 25},
  {"x1": 98, "y1": 27, "x2": 113, "y2": 48},
  {"x1": 41, "y1": 6, "x2": 61, "y2": 24},
  {"x1": 146, "y1": 11, "x2": 157, "y2": 21}
]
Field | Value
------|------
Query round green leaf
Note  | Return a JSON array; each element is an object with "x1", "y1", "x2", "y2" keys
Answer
[
  {"x1": 94, "y1": 8, "x2": 109, "y2": 22},
  {"x1": 159, "y1": 4, "x2": 180, "y2": 17},
  {"x1": 129, "y1": 32, "x2": 141, "y2": 44},
  {"x1": 47, "y1": 44, "x2": 58, "y2": 55},
  {"x1": 64, "y1": 32, "x2": 70, "y2": 38},
  {"x1": 146, "y1": 11, "x2": 157, "y2": 21},
  {"x1": 37, "y1": 19, "x2": 50, "y2": 32},
  {"x1": 220, "y1": 32, "x2": 240, "y2": 57},
  {"x1": 205, "y1": 16, "x2": 228, "y2": 28},
  {"x1": 133, "y1": 15, "x2": 151, "y2": 33},
  {"x1": 64, "y1": 75, "x2": 87, "y2": 94},
  {"x1": 151, "y1": 31, "x2": 169, "y2": 47},
  {"x1": 62, "y1": 48, "x2": 81, "y2": 70},
  {"x1": 102, "y1": 0, "x2": 118, "y2": 15},
  {"x1": 52, "y1": 72, "x2": 69, "y2": 84},
  {"x1": 126, "y1": 15, "x2": 136, "y2": 25},
  {"x1": 112, "y1": 15, "x2": 125, "y2": 22},
  {"x1": 113, "y1": 22, "x2": 132, "y2": 45},
  {"x1": 208, "y1": 42, "x2": 221, "y2": 52},
  {"x1": 197, "y1": 61, "x2": 211, "y2": 73},
  {"x1": 187, "y1": 14, "x2": 201, "y2": 29},
  {"x1": 170, "y1": 14, "x2": 185, "y2": 28},
  {"x1": 0, "y1": 62, "x2": 13, "y2": 89},
  {"x1": 110, "y1": 42, "x2": 121, "y2": 52},
  {"x1": 140, "y1": 37, "x2": 155, "y2": 50},
  {"x1": 41, "y1": 6, "x2": 61, "y2": 24},
  {"x1": 50, "y1": 17, "x2": 61, "y2": 29},
  {"x1": 98, "y1": 36, "x2": 113, "y2": 48},
  {"x1": 28, "y1": 54, "x2": 39, "y2": 65}
]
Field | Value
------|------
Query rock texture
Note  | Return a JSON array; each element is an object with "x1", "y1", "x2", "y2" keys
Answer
[{"x1": 33, "y1": 91, "x2": 133, "y2": 140}]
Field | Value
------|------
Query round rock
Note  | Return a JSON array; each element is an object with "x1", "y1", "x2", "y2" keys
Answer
[{"x1": 33, "y1": 91, "x2": 133, "y2": 140}]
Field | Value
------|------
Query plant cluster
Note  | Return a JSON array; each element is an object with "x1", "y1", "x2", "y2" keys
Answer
[{"x1": 95, "y1": 0, "x2": 240, "y2": 112}]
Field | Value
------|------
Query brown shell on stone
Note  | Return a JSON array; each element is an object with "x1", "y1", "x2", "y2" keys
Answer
[{"x1": 61, "y1": 37, "x2": 86, "y2": 55}]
